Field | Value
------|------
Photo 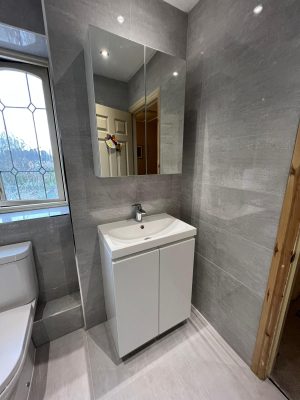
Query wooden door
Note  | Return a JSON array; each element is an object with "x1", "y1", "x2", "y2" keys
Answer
[{"x1": 96, "y1": 104, "x2": 134, "y2": 177}]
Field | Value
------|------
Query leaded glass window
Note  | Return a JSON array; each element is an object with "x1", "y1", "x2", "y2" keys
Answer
[{"x1": 0, "y1": 61, "x2": 65, "y2": 209}]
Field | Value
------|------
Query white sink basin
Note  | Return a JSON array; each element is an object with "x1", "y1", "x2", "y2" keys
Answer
[{"x1": 98, "y1": 213, "x2": 197, "y2": 259}]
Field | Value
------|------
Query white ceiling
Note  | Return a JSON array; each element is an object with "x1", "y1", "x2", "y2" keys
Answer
[{"x1": 163, "y1": 0, "x2": 199, "y2": 12}]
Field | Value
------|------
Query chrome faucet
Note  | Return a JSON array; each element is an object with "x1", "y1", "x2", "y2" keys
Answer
[{"x1": 132, "y1": 203, "x2": 146, "y2": 222}]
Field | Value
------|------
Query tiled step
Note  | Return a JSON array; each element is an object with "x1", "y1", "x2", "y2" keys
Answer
[{"x1": 32, "y1": 291, "x2": 84, "y2": 347}]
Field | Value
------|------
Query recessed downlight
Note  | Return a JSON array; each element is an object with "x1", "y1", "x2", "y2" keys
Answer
[
  {"x1": 173, "y1": 71, "x2": 178, "y2": 77},
  {"x1": 253, "y1": 4, "x2": 263, "y2": 15},
  {"x1": 100, "y1": 49, "x2": 109, "y2": 58},
  {"x1": 117, "y1": 15, "x2": 125, "y2": 24}
]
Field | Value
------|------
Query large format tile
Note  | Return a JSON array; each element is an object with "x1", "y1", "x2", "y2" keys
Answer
[
  {"x1": 194, "y1": 220, "x2": 273, "y2": 298},
  {"x1": 198, "y1": 126, "x2": 294, "y2": 196},
  {"x1": 0, "y1": 0, "x2": 45, "y2": 34},
  {"x1": 193, "y1": 183, "x2": 282, "y2": 249},
  {"x1": 0, "y1": 215, "x2": 79, "y2": 303},
  {"x1": 29, "y1": 309, "x2": 285, "y2": 400},
  {"x1": 32, "y1": 292, "x2": 84, "y2": 346},
  {"x1": 192, "y1": 253, "x2": 263, "y2": 365},
  {"x1": 86, "y1": 310, "x2": 284, "y2": 400},
  {"x1": 29, "y1": 329, "x2": 91, "y2": 400},
  {"x1": 130, "y1": 0, "x2": 187, "y2": 58}
]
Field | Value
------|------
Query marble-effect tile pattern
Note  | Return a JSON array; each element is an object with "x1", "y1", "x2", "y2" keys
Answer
[
  {"x1": 93, "y1": 75, "x2": 129, "y2": 112},
  {"x1": 32, "y1": 292, "x2": 84, "y2": 346},
  {"x1": 183, "y1": 0, "x2": 300, "y2": 364},
  {"x1": 29, "y1": 310, "x2": 286, "y2": 400},
  {"x1": 29, "y1": 330, "x2": 91, "y2": 400},
  {"x1": 42, "y1": 0, "x2": 187, "y2": 328},
  {"x1": 0, "y1": 0, "x2": 45, "y2": 34},
  {"x1": 0, "y1": 215, "x2": 79, "y2": 303}
]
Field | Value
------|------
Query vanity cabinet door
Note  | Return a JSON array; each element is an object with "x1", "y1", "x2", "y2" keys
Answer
[
  {"x1": 159, "y1": 239, "x2": 195, "y2": 334},
  {"x1": 113, "y1": 249, "x2": 159, "y2": 357}
]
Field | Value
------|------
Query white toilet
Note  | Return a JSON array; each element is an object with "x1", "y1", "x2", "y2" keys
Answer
[{"x1": 0, "y1": 242, "x2": 38, "y2": 400}]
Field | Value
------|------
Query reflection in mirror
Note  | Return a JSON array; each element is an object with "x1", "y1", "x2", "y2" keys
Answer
[
  {"x1": 86, "y1": 26, "x2": 186, "y2": 177},
  {"x1": 146, "y1": 48, "x2": 186, "y2": 175},
  {"x1": 88, "y1": 26, "x2": 145, "y2": 177}
]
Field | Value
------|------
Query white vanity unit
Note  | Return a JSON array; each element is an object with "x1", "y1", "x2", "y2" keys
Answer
[{"x1": 98, "y1": 214, "x2": 196, "y2": 357}]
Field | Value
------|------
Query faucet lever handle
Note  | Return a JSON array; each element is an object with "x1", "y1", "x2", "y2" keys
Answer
[{"x1": 132, "y1": 203, "x2": 142, "y2": 209}]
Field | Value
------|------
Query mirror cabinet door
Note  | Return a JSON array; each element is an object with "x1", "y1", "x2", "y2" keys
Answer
[
  {"x1": 88, "y1": 26, "x2": 145, "y2": 177},
  {"x1": 145, "y1": 48, "x2": 186, "y2": 175},
  {"x1": 87, "y1": 26, "x2": 186, "y2": 177}
]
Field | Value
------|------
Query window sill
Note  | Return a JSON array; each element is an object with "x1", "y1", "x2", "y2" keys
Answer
[{"x1": 0, "y1": 205, "x2": 70, "y2": 224}]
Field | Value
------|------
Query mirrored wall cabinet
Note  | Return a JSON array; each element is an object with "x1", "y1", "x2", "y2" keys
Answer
[{"x1": 85, "y1": 26, "x2": 186, "y2": 177}]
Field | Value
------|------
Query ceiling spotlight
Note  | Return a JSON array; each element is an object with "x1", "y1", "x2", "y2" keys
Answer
[
  {"x1": 117, "y1": 15, "x2": 125, "y2": 24},
  {"x1": 100, "y1": 49, "x2": 109, "y2": 58},
  {"x1": 173, "y1": 71, "x2": 178, "y2": 77},
  {"x1": 253, "y1": 4, "x2": 263, "y2": 15}
]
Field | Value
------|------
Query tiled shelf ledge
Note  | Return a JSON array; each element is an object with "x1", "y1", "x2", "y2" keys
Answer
[
  {"x1": 0, "y1": 206, "x2": 69, "y2": 224},
  {"x1": 32, "y1": 291, "x2": 83, "y2": 347}
]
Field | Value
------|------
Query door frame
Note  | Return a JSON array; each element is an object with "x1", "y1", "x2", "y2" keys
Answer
[
  {"x1": 251, "y1": 121, "x2": 300, "y2": 379},
  {"x1": 129, "y1": 88, "x2": 160, "y2": 174}
]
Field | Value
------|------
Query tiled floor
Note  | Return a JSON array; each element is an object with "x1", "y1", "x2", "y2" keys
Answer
[
  {"x1": 29, "y1": 309, "x2": 286, "y2": 400},
  {"x1": 271, "y1": 297, "x2": 300, "y2": 400}
]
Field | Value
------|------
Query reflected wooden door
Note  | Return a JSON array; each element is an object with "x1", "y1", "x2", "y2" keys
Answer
[{"x1": 96, "y1": 104, "x2": 134, "y2": 177}]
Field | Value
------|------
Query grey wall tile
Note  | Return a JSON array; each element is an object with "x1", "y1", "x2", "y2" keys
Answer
[
  {"x1": 184, "y1": 0, "x2": 300, "y2": 365},
  {"x1": 32, "y1": 301, "x2": 84, "y2": 346},
  {"x1": 0, "y1": 215, "x2": 79, "y2": 303},
  {"x1": 35, "y1": 291, "x2": 82, "y2": 320},
  {"x1": 130, "y1": 0, "x2": 187, "y2": 58},
  {"x1": 193, "y1": 184, "x2": 283, "y2": 250},
  {"x1": 43, "y1": 0, "x2": 187, "y2": 328},
  {"x1": 0, "y1": 0, "x2": 45, "y2": 34},
  {"x1": 93, "y1": 74, "x2": 129, "y2": 111},
  {"x1": 192, "y1": 253, "x2": 262, "y2": 365},
  {"x1": 195, "y1": 219, "x2": 272, "y2": 298}
]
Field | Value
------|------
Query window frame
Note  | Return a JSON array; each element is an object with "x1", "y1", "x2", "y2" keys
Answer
[{"x1": 0, "y1": 55, "x2": 67, "y2": 213}]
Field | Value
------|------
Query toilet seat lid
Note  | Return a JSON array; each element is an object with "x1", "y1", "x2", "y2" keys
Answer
[
  {"x1": 0, "y1": 303, "x2": 32, "y2": 395},
  {"x1": 0, "y1": 242, "x2": 32, "y2": 265}
]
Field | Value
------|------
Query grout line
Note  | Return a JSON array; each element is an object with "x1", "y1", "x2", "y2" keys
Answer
[
  {"x1": 194, "y1": 180, "x2": 284, "y2": 198},
  {"x1": 197, "y1": 217, "x2": 274, "y2": 253},
  {"x1": 26, "y1": 344, "x2": 36, "y2": 400},
  {"x1": 190, "y1": 305, "x2": 251, "y2": 367},
  {"x1": 34, "y1": 303, "x2": 82, "y2": 323},
  {"x1": 200, "y1": 182, "x2": 285, "y2": 199},
  {"x1": 83, "y1": 330, "x2": 96, "y2": 400},
  {"x1": 195, "y1": 251, "x2": 265, "y2": 301}
]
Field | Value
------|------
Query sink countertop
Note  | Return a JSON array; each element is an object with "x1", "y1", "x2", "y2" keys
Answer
[{"x1": 98, "y1": 213, "x2": 197, "y2": 259}]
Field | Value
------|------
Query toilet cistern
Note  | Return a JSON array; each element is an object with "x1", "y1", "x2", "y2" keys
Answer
[{"x1": 132, "y1": 203, "x2": 146, "y2": 222}]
